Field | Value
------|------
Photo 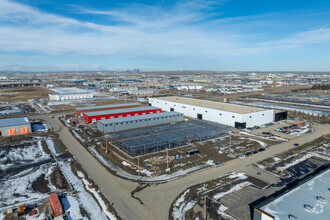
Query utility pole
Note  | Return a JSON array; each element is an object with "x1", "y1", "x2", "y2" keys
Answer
[
  {"x1": 203, "y1": 196, "x2": 206, "y2": 220},
  {"x1": 106, "y1": 135, "x2": 108, "y2": 154},
  {"x1": 166, "y1": 147, "x2": 169, "y2": 170},
  {"x1": 229, "y1": 133, "x2": 232, "y2": 151},
  {"x1": 137, "y1": 156, "x2": 140, "y2": 177}
]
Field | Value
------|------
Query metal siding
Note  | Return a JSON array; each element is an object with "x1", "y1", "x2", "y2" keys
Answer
[
  {"x1": 84, "y1": 108, "x2": 161, "y2": 123},
  {"x1": 97, "y1": 112, "x2": 184, "y2": 133}
]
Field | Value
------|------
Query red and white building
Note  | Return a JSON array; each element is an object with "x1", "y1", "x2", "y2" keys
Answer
[{"x1": 82, "y1": 106, "x2": 162, "y2": 123}]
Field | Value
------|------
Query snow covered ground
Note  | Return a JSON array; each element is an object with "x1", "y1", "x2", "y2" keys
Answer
[
  {"x1": 0, "y1": 140, "x2": 51, "y2": 170},
  {"x1": 213, "y1": 182, "x2": 252, "y2": 200},
  {"x1": 172, "y1": 189, "x2": 197, "y2": 220},
  {"x1": 58, "y1": 161, "x2": 116, "y2": 220},
  {"x1": 276, "y1": 154, "x2": 314, "y2": 172},
  {"x1": 0, "y1": 163, "x2": 56, "y2": 208},
  {"x1": 72, "y1": 130, "x2": 85, "y2": 142},
  {"x1": 45, "y1": 138, "x2": 61, "y2": 156}
]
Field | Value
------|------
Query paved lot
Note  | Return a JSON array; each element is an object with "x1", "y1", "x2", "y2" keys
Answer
[{"x1": 221, "y1": 185, "x2": 280, "y2": 220}]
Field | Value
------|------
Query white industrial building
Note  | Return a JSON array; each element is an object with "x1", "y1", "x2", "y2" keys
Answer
[
  {"x1": 109, "y1": 86, "x2": 138, "y2": 93},
  {"x1": 149, "y1": 96, "x2": 274, "y2": 129},
  {"x1": 49, "y1": 88, "x2": 93, "y2": 101},
  {"x1": 128, "y1": 89, "x2": 159, "y2": 96}
]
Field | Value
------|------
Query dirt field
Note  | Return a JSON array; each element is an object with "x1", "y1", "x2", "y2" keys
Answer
[{"x1": 0, "y1": 87, "x2": 49, "y2": 103}]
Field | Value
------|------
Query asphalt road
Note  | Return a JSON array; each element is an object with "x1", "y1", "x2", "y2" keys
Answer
[
  {"x1": 38, "y1": 114, "x2": 329, "y2": 220},
  {"x1": 38, "y1": 115, "x2": 153, "y2": 220}
]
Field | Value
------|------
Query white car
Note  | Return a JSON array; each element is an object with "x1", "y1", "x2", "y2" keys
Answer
[{"x1": 239, "y1": 155, "x2": 246, "y2": 159}]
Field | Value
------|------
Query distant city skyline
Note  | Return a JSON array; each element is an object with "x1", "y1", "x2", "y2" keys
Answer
[{"x1": 0, "y1": 0, "x2": 330, "y2": 71}]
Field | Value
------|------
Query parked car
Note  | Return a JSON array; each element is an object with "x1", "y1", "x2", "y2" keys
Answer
[
  {"x1": 239, "y1": 155, "x2": 246, "y2": 159},
  {"x1": 245, "y1": 152, "x2": 252, "y2": 156},
  {"x1": 253, "y1": 150, "x2": 259, "y2": 154},
  {"x1": 214, "y1": 162, "x2": 224, "y2": 167},
  {"x1": 259, "y1": 148, "x2": 265, "y2": 152},
  {"x1": 293, "y1": 143, "x2": 299, "y2": 147}
]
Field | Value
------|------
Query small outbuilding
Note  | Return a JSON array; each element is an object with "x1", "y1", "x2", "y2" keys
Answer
[{"x1": 0, "y1": 117, "x2": 31, "y2": 137}]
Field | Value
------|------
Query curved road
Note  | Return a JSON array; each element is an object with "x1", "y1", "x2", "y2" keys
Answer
[{"x1": 38, "y1": 114, "x2": 329, "y2": 220}]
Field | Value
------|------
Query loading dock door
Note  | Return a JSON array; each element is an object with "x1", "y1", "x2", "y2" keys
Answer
[
  {"x1": 235, "y1": 122, "x2": 246, "y2": 129},
  {"x1": 170, "y1": 108, "x2": 174, "y2": 112},
  {"x1": 197, "y1": 114, "x2": 203, "y2": 120}
]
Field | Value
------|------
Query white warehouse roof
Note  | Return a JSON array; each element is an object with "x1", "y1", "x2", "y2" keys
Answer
[
  {"x1": 0, "y1": 117, "x2": 30, "y2": 127},
  {"x1": 152, "y1": 96, "x2": 267, "y2": 114}
]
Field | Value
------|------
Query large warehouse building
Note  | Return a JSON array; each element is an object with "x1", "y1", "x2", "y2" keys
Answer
[
  {"x1": 252, "y1": 168, "x2": 330, "y2": 220},
  {"x1": 49, "y1": 88, "x2": 93, "y2": 101},
  {"x1": 149, "y1": 96, "x2": 274, "y2": 128},
  {"x1": 74, "y1": 103, "x2": 144, "y2": 117},
  {"x1": 83, "y1": 106, "x2": 162, "y2": 123},
  {"x1": 0, "y1": 117, "x2": 31, "y2": 136},
  {"x1": 97, "y1": 112, "x2": 184, "y2": 133}
]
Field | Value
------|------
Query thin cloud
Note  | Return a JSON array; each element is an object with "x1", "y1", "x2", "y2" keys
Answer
[{"x1": 0, "y1": 0, "x2": 329, "y2": 71}]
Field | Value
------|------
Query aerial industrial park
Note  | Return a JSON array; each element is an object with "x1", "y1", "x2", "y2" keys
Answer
[
  {"x1": 1, "y1": 0, "x2": 330, "y2": 219},
  {"x1": 0, "y1": 71, "x2": 329, "y2": 220}
]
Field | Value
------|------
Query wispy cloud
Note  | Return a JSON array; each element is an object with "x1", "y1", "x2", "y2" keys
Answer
[{"x1": 0, "y1": 0, "x2": 329, "y2": 71}]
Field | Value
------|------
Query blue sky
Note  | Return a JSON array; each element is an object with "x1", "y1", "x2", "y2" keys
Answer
[{"x1": 0, "y1": 0, "x2": 330, "y2": 71}]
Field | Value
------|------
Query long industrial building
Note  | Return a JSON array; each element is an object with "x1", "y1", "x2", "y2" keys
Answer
[
  {"x1": 83, "y1": 106, "x2": 162, "y2": 123},
  {"x1": 97, "y1": 112, "x2": 184, "y2": 133},
  {"x1": 149, "y1": 96, "x2": 274, "y2": 128},
  {"x1": 49, "y1": 88, "x2": 93, "y2": 101},
  {"x1": 0, "y1": 117, "x2": 31, "y2": 136},
  {"x1": 74, "y1": 103, "x2": 144, "y2": 117}
]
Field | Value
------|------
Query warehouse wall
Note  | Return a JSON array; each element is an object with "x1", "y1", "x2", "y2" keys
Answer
[
  {"x1": 0, "y1": 124, "x2": 31, "y2": 136},
  {"x1": 97, "y1": 113, "x2": 184, "y2": 133},
  {"x1": 149, "y1": 98, "x2": 274, "y2": 128},
  {"x1": 84, "y1": 108, "x2": 161, "y2": 123},
  {"x1": 49, "y1": 93, "x2": 93, "y2": 101},
  {"x1": 74, "y1": 104, "x2": 144, "y2": 117}
]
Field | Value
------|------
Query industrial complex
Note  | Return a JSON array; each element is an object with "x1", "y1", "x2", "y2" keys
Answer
[
  {"x1": 0, "y1": 70, "x2": 329, "y2": 220},
  {"x1": 0, "y1": 117, "x2": 31, "y2": 136},
  {"x1": 149, "y1": 96, "x2": 275, "y2": 128}
]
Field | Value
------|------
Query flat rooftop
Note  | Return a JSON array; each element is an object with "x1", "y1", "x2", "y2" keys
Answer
[
  {"x1": 50, "y1": 87, "x2": 91, "y2": 95},
  {"x1": 0, "y1": 117, "x2": 30, "y2": 127},
  {"x1": 260, "y1": 168, "x2": 330, "y2": 220},
  {"x1": 98, "y1": 111, "x2": 182, "y2": 125},
  {"x1": 153, "y1": 96, "x2": 266, "y2": 114},
  {"x1": 84, "y1": 106, "x2": 160, "y2": 117},
  {"x1": 76, "y1": 103, "x2": 142, "y2": 111}
]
